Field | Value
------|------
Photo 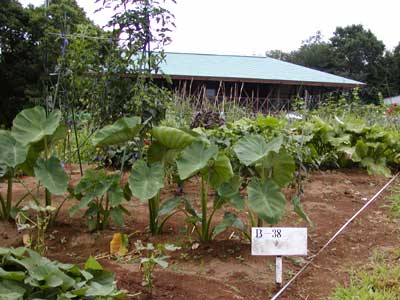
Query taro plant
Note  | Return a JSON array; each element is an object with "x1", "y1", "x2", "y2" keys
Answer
[
  {"x1": 92, "y1": 116, "x2": 143, "y2": 172},
  {"x1": 69, "y1": 169, "x2": 128, "y2": 231},
  {"x1": 233, "y1": 135, "x2": 297, "y2": 227},
  {"x1": 176, "y1": 140, "x2": 243, "y2": 242},
  {"x1": 0, "y1": 130, "x2": 29, "y2": 220},
  {"x1": 126, "y1": 126, "x2": 198, "y2": 235},
  {"x1": 11, "y1": 106, "x2": 69, "y2": 207},
  {"x1": 128, "y1": 159, "x2": 183, "y2": 235},
  {"x1": 0, "y1": 106, "x2": 69, "y2": 221}
]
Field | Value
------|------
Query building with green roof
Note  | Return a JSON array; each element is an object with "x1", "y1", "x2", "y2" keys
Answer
[{"x1": 154, "y1": 52, "x2": 364, "y2": 111}]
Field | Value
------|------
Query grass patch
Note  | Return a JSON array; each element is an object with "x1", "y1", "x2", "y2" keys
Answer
[{"x1": 330, "y1": 250, "x2": 400, "y2": 300}]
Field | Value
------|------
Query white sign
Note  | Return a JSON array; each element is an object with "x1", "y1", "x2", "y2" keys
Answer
[{"x1": 251, "y1": 227, "x2": 307, "y2": 256}]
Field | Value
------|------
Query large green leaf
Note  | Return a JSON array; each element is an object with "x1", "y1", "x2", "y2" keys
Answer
[
  {"x1": 12, "y1": 107, "x2": 63, "y2": 145},
  {"x1": 212, "y1": 212, "x2": 244, "y2": 239},
  {"x1": 0, "y1": 268, "x2": 25, "y2": 281},
  {"x1": 147, "y1": 141, "x2": 179, "y2": 165},
  {"x1": 92, "y1": 116, "x2": 142, "y2": 147},
  {"x1": 152, "y1": 126, "x2": 196, "y2": 149},
  {"x1": 34, "y1": 157, "x2": 68, "y2": 195},
  {"x1": 207, "y1": 153, "x2": 234, "y2": 189},
  {"x1": 257, "y1": 150, "x2": 295, "y2": 188},
  {"x1": 0, "y1": 131, "x2": 28, "y2": 169},
  {"x1": 247, "y1": 177, "x2": 286, "y2": 224},
  {"x1": 128, "y1": 160, "x2": 164, "y2": 201},
  {"x1": 0, "y1": 280, "x2": 25, "y2": 300},
  {"x1": 176, "y1": 141, "x2": 218, "y2": 180},
  {"x1": 217, "y1": 176, "x2": 245, "y2": 211},
  {"x1": 233, "y1": 135, "x2": 283, "y2": 166}
]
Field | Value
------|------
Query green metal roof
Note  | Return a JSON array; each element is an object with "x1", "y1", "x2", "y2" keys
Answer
[{"x1": 158, "y1": 52, "x2": 363, "y2": 87}]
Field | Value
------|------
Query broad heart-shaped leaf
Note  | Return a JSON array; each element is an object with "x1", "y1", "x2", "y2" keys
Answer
[
  {"x1": 234, "y1": 135, "x2": 283, "y2": 166},
  {"x1": 217, "y1": 176, "x2": 245, "y2": 211},
  {"x1": 128, "y1": 160, "x2": 164, "y2": 201},
  {"x1": 34, "y1": 157, "x2": 68, "y2": 195},
  {"x1": 92, "y1": 116, "x2": 142, "y2": 147},
  {"x1": 256, "y1": 150, "x2": 295, "y2": 188},
  {"x1": 212, "y1": 212, "x2": 244, "y2": 239},
  {"x1": 12, "y1": 106, "x2": 62, "y2": 145},
  {"x1": 0, "y1": 131, "x2": 28, "y2": 169},
  {"x1": 152, "y1": 126, "x2": 196, "y2": 149},
  {"x1": 247, "y1": 177, "x2": 286, "y2": 225},
  {"x1": 176, "y1": 141, "x2": 218, "y2": 180},
  {"x1": 206, "y1": 153, "x2": 234, "y2": 189}
]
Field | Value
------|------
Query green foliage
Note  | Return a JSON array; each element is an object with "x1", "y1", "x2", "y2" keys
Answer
[
  {"x1": 0, "y1": 247, "x2": 125, "y2": 299},
  {"x1": 92, "y1": 116, "x2": 142, "y2": 147},
  {"x1": 135, "y1": 241, "x2": 180, "y2": 291},
  {"x1": 330, "y1": 254, "x2": 400, "y2": 300},
  {"x1": 247, "y1": 178, "x2": 286, "y2": 225},
  {"x1": 176, "y1": 139, "x2": 236, "y2": 242},
  {"x1": 129, "y1": 160, "x2": 165, "y2": 202},
  {"x1": 69, "y1": 170, "x2": 128, "y2": 231},
  {"x1": 34, "y1": 157, "x2": 68, "y2": 196}
]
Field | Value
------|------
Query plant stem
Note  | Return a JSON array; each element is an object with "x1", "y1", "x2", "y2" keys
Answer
[
  {"x1": 200, "y1": 175, "x2": 208, "y2": 242},
  {"x1": 6, "y1": 172, "x2": 13, "y2": 220},
  {"x1": 149, "y1": 193, "x2": 160, "y2": 235},
  {"x1": 0, "y1": 193, "x2": 6, "y2": 220},
  {"x1": 44, "y1": 137, "x2": 52, "y2": 206}
]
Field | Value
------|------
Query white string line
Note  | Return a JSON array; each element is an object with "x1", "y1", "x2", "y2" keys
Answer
[{"x1": 271, "y1": 172, "x2": 400, "y2": 300}]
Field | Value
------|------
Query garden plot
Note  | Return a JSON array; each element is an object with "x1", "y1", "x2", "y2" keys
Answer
[{"x1": 1, "y1": 167, "x2": 398, "y2": 300}]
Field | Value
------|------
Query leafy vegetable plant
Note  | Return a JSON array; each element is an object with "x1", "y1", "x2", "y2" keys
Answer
[
  {"x1": 0, "y1": 247, "x2": 125, "y2": 299},
  {"x1": 69, "y1": 169, "x2": 128, "y2": 231},
  {"x1": 176, "y1": 140, "x2": 243, "y2": 242},
  {"x1": 134, "y1": 241, "x2": 180, "y2": 290},
  {"x1": 233, "y1": 135, "x2": 296, "y2": 227}
]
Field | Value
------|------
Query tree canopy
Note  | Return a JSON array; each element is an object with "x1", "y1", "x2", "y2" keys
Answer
[{"x1": 266, "y1": 25, "x2": 399, "y2": 103}]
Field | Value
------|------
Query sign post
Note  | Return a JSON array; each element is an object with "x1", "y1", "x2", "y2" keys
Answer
[{"x1": 251, "y1": 227, "x2": 307, "y2": 286}]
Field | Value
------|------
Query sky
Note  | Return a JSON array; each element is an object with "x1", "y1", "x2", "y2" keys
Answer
[{"x1": 20, "y1": 0, "x2": 400, "y2": 56}]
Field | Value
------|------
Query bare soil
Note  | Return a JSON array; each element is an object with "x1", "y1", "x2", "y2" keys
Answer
[{"x1": 1, "y1": 167, "x2": 399, "y2": 300}]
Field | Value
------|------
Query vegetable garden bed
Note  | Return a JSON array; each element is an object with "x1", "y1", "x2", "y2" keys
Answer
[{"x1": 1, "y1": 167, "x2": 398, "y2": 300}]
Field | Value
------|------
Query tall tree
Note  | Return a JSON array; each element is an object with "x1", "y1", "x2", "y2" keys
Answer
[
  {"x1": 330, "y1": 24, "x2": 386, "y2": 102},
  {"x1": 0, "y1": 0, "x2": 40, "y2": 127},
  {"x1": 290, "y1": 31, "x2": 335, "y2": 73}
]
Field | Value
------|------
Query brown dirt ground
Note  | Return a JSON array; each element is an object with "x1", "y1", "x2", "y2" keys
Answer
[{"x1": 1, "y1": 166, "x2": 399, "y2": 300}]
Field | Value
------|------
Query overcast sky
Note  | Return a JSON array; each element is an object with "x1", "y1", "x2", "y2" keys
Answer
[{"x1": 20, "y1": 0, "x2": 400, "y2": 55}]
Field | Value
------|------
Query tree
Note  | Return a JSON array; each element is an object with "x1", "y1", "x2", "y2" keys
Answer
[
  {"x1": 0, "y1": 0, "x2": 40, "y2": 128},
  {"x1": 290, "y1": 31, "x2": 335, "y2": 73},
  {"x1": 0, "y1": 0, "x2": 96, "y2": 127},
  {"x1": 330, "y1": 25, "x2": 386, "y2": 102},
  {"x1": 389, "y1": 43, "x2": 400, "y2": 96}
]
